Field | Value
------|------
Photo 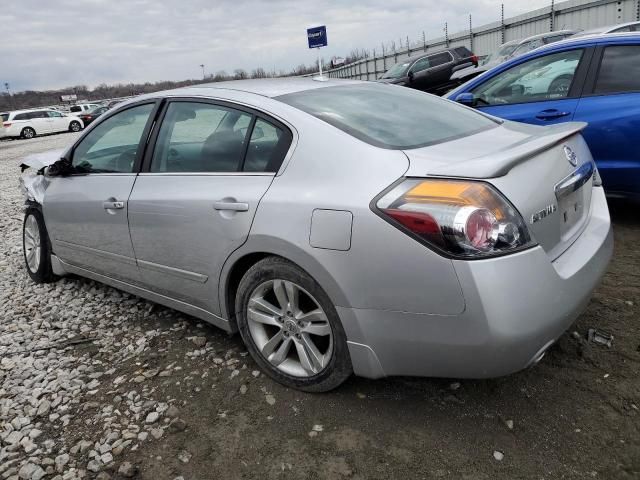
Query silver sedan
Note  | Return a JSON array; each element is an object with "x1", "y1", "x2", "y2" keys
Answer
[{"x1": 19, "y1": 78, "x2": 613, "y2": 392}]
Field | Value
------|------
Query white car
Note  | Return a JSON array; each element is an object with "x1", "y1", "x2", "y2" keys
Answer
[
  {"x1": 68, "y1": 104, "x2": 102, "y2": 116},
  {"x1": 0, "y1": 109, "x2": 84, "y2": 140}
]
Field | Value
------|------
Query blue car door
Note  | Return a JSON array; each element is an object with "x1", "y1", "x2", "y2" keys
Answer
[
  {"x1": 572, "y1": 44, "x2": 640, "y2": 198},
  {"x1": 467, "y1": 47, "x2": 593, "y2": 126}
]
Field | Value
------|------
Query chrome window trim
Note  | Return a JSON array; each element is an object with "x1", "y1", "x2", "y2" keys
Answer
[{"x1": 137, "y1": 172, "x2": 274, "y2": 177}]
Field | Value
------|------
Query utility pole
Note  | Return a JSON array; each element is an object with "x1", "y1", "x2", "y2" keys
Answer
[
  {"x1": 200, "y1": 64, "x2": 205, "y2": 80},
  {"x1": 4, "y1": 82, "x2": 12, "y2": 108}
]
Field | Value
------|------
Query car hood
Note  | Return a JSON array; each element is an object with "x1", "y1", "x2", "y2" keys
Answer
[
  {"x1": 377, "y1": 77, "x2": 407, "y2": 84},
  {"x1": 20, "y1": 149, "x2": 64, "y2": 171},
  {"x1": 402, "y1": 120, "x2": 587, "y2": 178}
]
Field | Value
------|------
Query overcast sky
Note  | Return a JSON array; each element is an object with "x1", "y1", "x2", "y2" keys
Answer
[{"x1": 2, "y1": 0, "x2": 553, "y2": 92}]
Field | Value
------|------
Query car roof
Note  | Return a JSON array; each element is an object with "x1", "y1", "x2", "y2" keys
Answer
[
  {"x1": 6, "y1": 108, "x2": 55, "y2": 115},
  {"x1": 576, "y1": 21, "x2": 640, "y2": 36},
  {"x1": 525, "y1": 31, "x2": 640, "y2": 55},
  {"x1": 146, "y1": 77, "x2": 366, "y2": 99},
  {"x1": 514, "y1": 29, "x2": 577, "y2": 44}
]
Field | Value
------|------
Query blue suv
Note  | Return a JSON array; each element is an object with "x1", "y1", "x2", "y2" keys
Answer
[{"x1": 447, "y1": 33, "x2": 640, "y2": 200}]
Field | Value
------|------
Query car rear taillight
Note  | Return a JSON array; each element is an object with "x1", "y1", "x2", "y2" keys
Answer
[
  {"x1": 2, "y1": 122, "x2": 11, "y2": 128},
  {"x1": 471, "y1": 55, "x2": 479, "y2": 66},
  {"x1": 375, "y1": 178, "x2": 535, "y2": 258}
]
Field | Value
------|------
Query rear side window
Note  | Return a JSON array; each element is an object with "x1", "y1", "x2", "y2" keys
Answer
[
  {"x1": 594, "y1": 45, "x2": 640, "y2": 94},
  {"x1": 277, "y1": 83, "x2": 497, "y2": 149},
  {"x1": 151, "y1": 102, "x2": 251, "y2": 173},
  {"x1": 70, "y1": 106, "x2": 82, "y2": 112},
  {"x1": 429, "y1": 52, "x2": 453, "y2": 66},
  {"x1": 14, "y1": 113, "x2": 29, "y2": 120},
  {"x1": 454, "y1": 47, "x2": 472, "y2": 57},
  {"x1": 244, "y1": 118, "x2": 290, "y2": 172}
]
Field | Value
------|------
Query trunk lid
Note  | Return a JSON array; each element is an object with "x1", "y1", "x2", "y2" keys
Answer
[{"x1": 402, "y1": 121, "x2": 595, "y2": 260}]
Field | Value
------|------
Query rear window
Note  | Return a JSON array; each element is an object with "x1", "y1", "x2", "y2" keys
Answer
[
  {"x1": 277, "y1": 84, "x2": 497, "y2": 149},
  {"x1": 0, "y1": 113, "x2": 8, "y2": 122},
  {"x1": 70, "y1": 106, "x2": 82, "y2": 112}
]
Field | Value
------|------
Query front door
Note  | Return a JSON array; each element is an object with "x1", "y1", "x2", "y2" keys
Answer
[
  {"x1": 128, "y1": 99, "x2": 292, "y2": 315},
  {"x1": 468, "y1": 48, "x2": 590, "y2": 126},
  {"x1": 43, "y1": 102, "x2": 157, "y2": 283}
]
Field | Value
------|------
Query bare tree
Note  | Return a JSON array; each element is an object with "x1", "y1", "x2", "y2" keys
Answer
[{"x1": 233, "y1": 69, "x2": 248, "y2": 80}]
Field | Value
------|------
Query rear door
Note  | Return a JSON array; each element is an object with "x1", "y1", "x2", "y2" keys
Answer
[
  {"x1": 573, "y1": 43, "x2": 640, "y2": 197},
  {"x1": 31, "y1": 111, "x2": 53, "y2": 133},
  {"x1": 423, "y1": 51, "x2": 455, "y2": 92},
  {"x1": 469, "y1": 47, "x2": 593, "y2": 125},
  {"x1": 128, "y1": 99, "x2": 293, "y2": 315},
  {"x1": 46, "y1": 110, "x2": 67, "y2": 132},
  {"x1": 43, "y1": 102, "x2": 158, "y2": 283}
]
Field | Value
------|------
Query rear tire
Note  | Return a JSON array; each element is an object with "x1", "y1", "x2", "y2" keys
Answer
[
  {"x1": 21, "y1": 127, "x2": 36, "y2": 139},
  {"x1": 236, "y1": 256, "x2": 352, "y2": 392},
  {"x1": 23, "y1": 208, "x2": 56, "y2": 283},
  {"x1": 69, "y1": 121, "x2": 82, "y2": 132}
]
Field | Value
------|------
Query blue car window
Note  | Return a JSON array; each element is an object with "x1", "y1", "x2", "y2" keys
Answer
[
  {"x1": 470, "y1": 49, "x2": 584, "y2": 106},
  {"x1": 594, "y1": 45, "x2": 640, "y2": 94}
]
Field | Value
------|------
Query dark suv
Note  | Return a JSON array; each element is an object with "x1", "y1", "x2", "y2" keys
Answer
[{"x1": 378, "y1": 47, "x2": 478, "y2": 95}]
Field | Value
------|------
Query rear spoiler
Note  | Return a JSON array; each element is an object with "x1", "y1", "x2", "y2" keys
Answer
[{"x1": 427, "y1": 122, "x2": 587, "y2": 179}]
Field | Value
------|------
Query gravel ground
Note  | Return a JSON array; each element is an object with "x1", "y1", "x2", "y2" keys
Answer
[{"x1": 1, "y1": 133, "x2": 638, "y2": 480}]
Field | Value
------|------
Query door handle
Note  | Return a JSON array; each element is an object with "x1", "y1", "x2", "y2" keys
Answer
[
  {"x1": 103, "y1": 201, "x2": 125, "y2": 210},
  {"x1": 535, "y1": 109, "x2": 571, "y2": 120},
  {"x1": 213, "y1": 201, "x2": 249, "y2": 212}
]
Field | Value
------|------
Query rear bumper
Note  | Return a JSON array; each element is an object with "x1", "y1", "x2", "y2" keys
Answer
[{"x1": 344, "y1": 187, "x2": 613, "y2": 379}]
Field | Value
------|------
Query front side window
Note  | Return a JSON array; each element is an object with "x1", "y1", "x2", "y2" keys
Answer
[
  {"x1": 72, "y1": 103, "x2": 154, "y2": 173},
  {"x1": 470, "y1": 49, "x2": 583, "y2": 106},
  {"x1": 410, "y1": 58, "x2": 431, "y2": 73},
  {"x1": 277, "y1": 83, "x2": 497, "y2": 149},
  {"x1": 594, "y1": 45, "x2": 640, "y2": 94},
  {"x1": 151, "y1": 102, "x2": 252, "y2": 173}
]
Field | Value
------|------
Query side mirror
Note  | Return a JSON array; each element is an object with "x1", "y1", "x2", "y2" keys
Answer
[
  {"x1": 455, "y1": 92, "x2": 475, "y2": 107},
  {"x1": 407, "y1": 71, "x2": 414, "y2": 82},
  {"x1": 46, "y1": 157, "x2": 74, "y2": 177}
]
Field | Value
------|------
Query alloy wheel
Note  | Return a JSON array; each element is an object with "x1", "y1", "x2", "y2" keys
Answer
[
  {"x1": 246, "y1": 279, "x2": 333, "y2": 377},
  {"x1": 24, "y1": 215, "x2": 41, "y2": 273}
]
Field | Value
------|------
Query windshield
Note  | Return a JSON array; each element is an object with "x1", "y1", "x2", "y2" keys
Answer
[
  {"x1": 381, "y1": 62, "x2": 411, "y2": 79},
  {"x1": 482, "y1": 43, "x2": 518, "y2": 65},
  {"x1": 277, "y1": 84, "x2": 497, "y2": 150}
]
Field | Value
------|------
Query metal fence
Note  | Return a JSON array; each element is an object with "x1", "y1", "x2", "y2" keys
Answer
[{"x1": 326, "y1": 0, "x2": 640, "y2": 80}]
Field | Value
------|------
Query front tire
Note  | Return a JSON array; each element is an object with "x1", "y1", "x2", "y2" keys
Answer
[
  {"x1": 21, "y1": 127, "x2": 36, "y2": 139},
  {"x1": 23, "y1": 209, "x2": 56, "y2": 283},
  {"x1": 236, "y1": 257, "x2": 352, "y2": 392},
  {"x1": 69, "y1": 121, "x2": 82, "y2": 132}
]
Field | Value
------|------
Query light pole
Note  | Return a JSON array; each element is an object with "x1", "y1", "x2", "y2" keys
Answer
[
  {"x1": 4, "y1": 82, "x2": 12, "y2": 108},
  {"x1": 200, "y1": 64, "x2": 205, "y2": 80}
]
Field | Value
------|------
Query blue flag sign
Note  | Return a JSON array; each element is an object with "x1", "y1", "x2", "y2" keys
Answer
[{"x1": 307, "y1": 26, "x2": 327, "y2": 49}]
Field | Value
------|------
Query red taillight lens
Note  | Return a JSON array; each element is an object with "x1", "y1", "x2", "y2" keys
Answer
[
  {"x1": 471, "y1": 55, "x2": 479, "y2": 66},
  {"x1": 2, "y1": 122, "x2": 11, "y2": 128},
  {"x1": 375, "y1": 179, "x2": 534, "y2": 258}
]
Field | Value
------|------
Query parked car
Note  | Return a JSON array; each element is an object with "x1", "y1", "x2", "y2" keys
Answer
[
  {"x1": 77, "y1": 106, "x2": 109, "y2": 126},
  {"x1": 447, "y1": 33, "x2": 640, "y2": 200},
  {"x1": 573, "y1": 21, "x2": 640, "y2": 36},
  {"x1": 68, "y1": 103, "x2": 102, "y2": 116},
  {"x1": 19, "y1": 78, "x2": 612, "y2": 392},
  {"x1": 0, "y1": 109, "x2": 83, "y2": 140},
  {"x1": 451, "y1": 30, "x2": 577, "y2": 85},
  {"x1": 378, "y1": 46, "x2": 478, "y2": 94}
]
